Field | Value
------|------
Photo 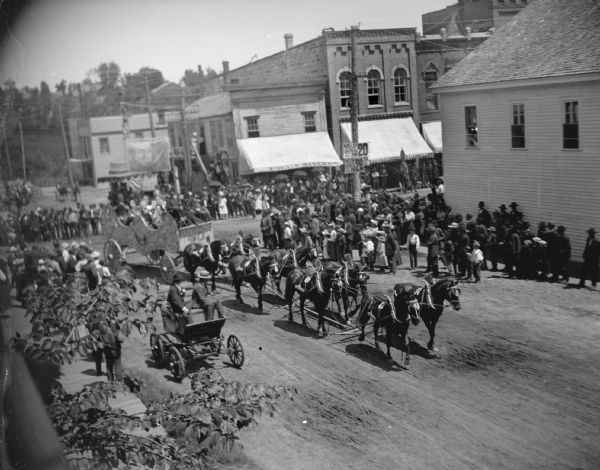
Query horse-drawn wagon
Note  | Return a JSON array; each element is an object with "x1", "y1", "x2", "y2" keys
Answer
[
  {"x1": 101, "y1": 205, "x2": 214, "y2": 283},
  {"x1": 150, "y1": 309, "x2": 244, "y2": 382}
]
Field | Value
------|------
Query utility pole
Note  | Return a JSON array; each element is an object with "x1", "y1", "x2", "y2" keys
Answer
[
  {"x1": 350, "y1": 25, "x2": 361, "y2": 203},
  {"x1": 143, "y1": 75, "x2": 156, "y2": 138},
  {"x1": 18, "y1": 120, "x2": 25, "y2": 181},
  {"x1": 3, "y1": 128, "x2": 12, "y2": 179},
  {"x1": 180, "y1": 94, "x2": 192, "y2": 192},
  {"x1": 57, "y1": 95, "x2": 74, "y2": 186}
]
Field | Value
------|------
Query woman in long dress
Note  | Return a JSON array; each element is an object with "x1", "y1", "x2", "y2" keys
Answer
[
  {"x1": 218, "y1": 194, "x2": 229, "y2": 219},
  {"x1": 374, "y1": 231, "x2": 388, "y2": 271}
]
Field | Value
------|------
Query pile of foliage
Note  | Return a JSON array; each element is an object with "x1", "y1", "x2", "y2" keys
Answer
[
  {"x1": 13, "y1": 273, "x2": 296, "y2": 469},
  {"x1": 51, "y1": 370, "x2": 295, "y2": 469}
]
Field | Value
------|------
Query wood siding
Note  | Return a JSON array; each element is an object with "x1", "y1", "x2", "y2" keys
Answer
[{"x1": 439, "y1": 79, "x2": 600, "y2": 261}]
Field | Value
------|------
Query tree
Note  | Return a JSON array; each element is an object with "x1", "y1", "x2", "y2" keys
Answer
[
  {"x1": 181, "y1": 67, "x2": 205, "y2": 88},
  {"x1": 95, "y1": 61, "x2": 121, "y2": 91},
  {"x1": 205, "y1": 67, "x2": 218, "y2": 80}
]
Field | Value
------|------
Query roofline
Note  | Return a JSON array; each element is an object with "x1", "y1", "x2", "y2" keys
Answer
[
  {"x1": 433, "y1": 71, "x2": 600, "y2": 93},
  {"x1": 228, "y1": 81, "x2": 327, "y2": 93}
]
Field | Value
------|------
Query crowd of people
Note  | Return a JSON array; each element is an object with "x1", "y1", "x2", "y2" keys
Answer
[{"x1": 256, "y1": 182, "x2": 599, "y2": 288}]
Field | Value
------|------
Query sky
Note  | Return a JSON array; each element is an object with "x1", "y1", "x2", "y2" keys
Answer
[{"x1": 0, "y1": 0, "x2": 452, "y2": 89}]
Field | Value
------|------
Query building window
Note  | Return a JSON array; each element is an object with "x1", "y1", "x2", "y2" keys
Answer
[
  {"x1": 303, "y1": 112, "x2": 316, "y2": 132},
  {"x1": 99, "y1": 137, "x2": 110, "y2": 154},
  {"x1": 366, "y1": 69, "x2": 381, "y2": 106},
  {"x1": 563, "y1": 101, "x2": 579, "y2": 149},
  {"x1": 393, "y1": 68, "x2": 409, "y2": 104},
  {"x1": 245, "y1": 116, "x2": 260, "y2": 138},
  {"x1": 511, "y1": 104, "x2": 525, "y2": 148},
  {"x1": 134, "y1": 131, "x2": 144, "y2": 139},
  {"x1": 339, "y1": 71, "x2": 351, "y2": 109},
  {"x1": 157, "y1": 111, "x2": 165, "y2": 125},
  {"x1": 424, "y1": 65, "x2": 439, "y2": 110},
  {"x1": 465, "y1": 106, "x2": 478, "y2": 147}
]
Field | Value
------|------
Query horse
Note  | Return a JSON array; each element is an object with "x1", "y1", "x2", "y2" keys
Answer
[
  {"x1": 322, "y1": 260, "x2": 351, "y2": 322},
  {"x1": 267, "y1": 246, "x2": 318, "y2": 293},
  {"x1": 228, "y1": 253, "x2": 272, "y2": 312},
  {"x1": 183, "y1": 240, "x2": 230, "y2": 291},
  {"x1": 285, "y1": 264, "x2": 339, "y2": 337},
  {"x1": 354, "y1": 283, "x2": 421, "y2": 368},
  {"x1": 417, "y1": 278, "x2": 462, "y2": 352},
  {"x1": 324, "y1": 258, "x2": 370, "y2": 322}
]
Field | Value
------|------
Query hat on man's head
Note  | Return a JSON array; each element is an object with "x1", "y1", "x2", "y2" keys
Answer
[
  {"x1": 473, "y1": 240, "x2": 480, "y2": 247},
  {"x1": 448, "y1": 222, "x2": 459, "y2": 229},
  {"x1": 91, "y1": 250, "x2": 100, "y2": 260},
  {"x1": 9, "y1": 246, "x2": 18, "y2": 252},
  {"x1": 510, "y1": 202, "x2": 519, "y2": 208},
  {"x1": 172, "y1": 272, "x2": 187, "y2": 284},
  {"x1": 487, "y1": 226, "x2": 496, "y2": 232},
  {"x1": 588, "y1": 227, "x2": 596, "y2": 235},
  {"x1": 369, "y1": 219, "x2": 378, "y2": 226},
  {"x1": 499, "y1": 204, "x2": 507, "y2": 210}
]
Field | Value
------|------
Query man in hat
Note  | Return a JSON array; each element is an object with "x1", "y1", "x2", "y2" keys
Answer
[
  {"x1": 508, "y1": 202, "x2": 523, "y2": 226},
  {"x1": 499, "y1": 204, "x2": 510, "y2": 226},
  {"x1": 548, "y1": 225, "x2": 571, "y2": 282},
  {"x1": 426, "y1": 225, "x2": 440, "y2": 277},
  {"x1": 578, "y1": 228, "x2": 600, "y2": 288},
  {"x1": 476, "y1": 201, "x2": 492, "y2": 228},
  {"x1": 167, "y1": 272, "x2": 189, "y2": 316},
  {"x1": 260, "y1": 209, "x2": 275, "y2": 250},
  {"x1": 384, "y1": 225, "x2": 398, "y2": 274},
  {"x1": 192, "y1": 275, "x2": 225, "y2": 321},
  {"x1": 487, "y1": 226, "x2": 499, "y2": 271}
]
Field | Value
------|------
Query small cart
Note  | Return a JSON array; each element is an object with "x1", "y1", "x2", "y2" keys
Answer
[{"x1": 150, "y1": 310, "x2": 244, "y2": 381}]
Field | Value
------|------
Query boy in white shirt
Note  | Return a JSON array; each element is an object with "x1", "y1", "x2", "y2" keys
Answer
[
  {"x1": 407, "y1": 228, "x2": 420, "y2": 269},
  {"x1": 469, "y1": 240, "x2": 484, "y2": 282}
]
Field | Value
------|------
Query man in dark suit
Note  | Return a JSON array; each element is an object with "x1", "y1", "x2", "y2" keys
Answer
[
  {"x1": 579, "y1": 228, "x2": 600, "y2": 288},
  {"x1": 167, "y1": 272, "x2": 188, "y2": 314},
  {"x1": 549, "y1": 225, "x2": 571, "y2": 282},
  {"x1": 476, "y1": 201, "x2": 492, "y2": 227}
]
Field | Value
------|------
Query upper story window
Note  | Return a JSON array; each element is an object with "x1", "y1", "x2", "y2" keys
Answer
[
  {"x1": 563, "y1": 101, "x2": 579, "y2": 149},
  {"x1": 393, "y1": 68, "x2": 409, "y2": 104},
  {"x1": 465, "y1": 106, "x2": 478, "y2": 147},
  {"x1": 302, "y1": 112, "x2": 316, "y2": 132},
  {"x1": 424, "y1": 64, "x2": 439, "y2": 110},
  {"x1": 339, "y1": 71, "x2": 351, "y2": 109},
  {"x1": 245, "y1": 116, "x2": 260, "y2": 138},
  {"x1": 366, "y1": 69, "x2": 382, "y2": 106},
  {"x1": 99, "y1": 137, "x2": 110, "y2": 154},
  {"x1": 511, "y1": 104, "x2": 525, "y2": 148}
]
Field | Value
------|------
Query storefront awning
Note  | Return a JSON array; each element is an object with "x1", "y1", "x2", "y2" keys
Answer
[
  {"x1": 422, "y1": 121, "x2": 443, "y2": 153},
  {"x1": 340, "y1": 118, "x2": 433, "y2": 163},
  {"x1": 237, "y1": 132, "x2": 342, "y2": 175}
]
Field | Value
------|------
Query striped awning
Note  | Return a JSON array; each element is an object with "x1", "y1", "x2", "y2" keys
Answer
[
  {"x1": 236, "y1": 132, "x2": 342, "y2": 175},
  {"x1": 340, "y1": 117, "x2": 433, "y2": 163}
]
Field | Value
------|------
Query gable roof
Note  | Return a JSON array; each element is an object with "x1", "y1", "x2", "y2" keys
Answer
[
  {"x1": 185, "y1": 92, "x2": 232, "y2": 119},
  {"x1": 433, "y1": 0, "x2": 600, "y2": 90}
]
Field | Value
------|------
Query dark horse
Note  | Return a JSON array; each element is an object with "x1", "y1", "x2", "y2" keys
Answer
[
  {"x1": 228, "y1": 253, "x2": 272, "y2": 312},
  {"x1": 183, "y1": 240, "x2": 230, "y2": 291},
  {"x1": 354, "y1": 284, "x2": 421, "y2": 368},
  {"x1": 285, "y1": 264, "x2": 340, "y2": 337},
  {"x1": 417, "y1": 278, "x2": 461, "y2": 352},
  {"x1": 324, "y1": 258, "x2": 370, "y2": 321},
  {"x1": 268, "y1": 246, "x2": 318, "y2": 293}
]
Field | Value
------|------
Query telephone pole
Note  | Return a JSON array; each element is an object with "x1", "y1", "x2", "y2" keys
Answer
[
  {"x1": 180, "y1": 94, "x2": 192, "y2": 192},
  {"x1": 143, "y1": 75, "x2": 156, "y2": 138},
  {"x1": 57, "y1": 96, "x2": 74, "y2": 186},
  {"x1": 18, "y1": 120, "x2": 26, "y2": 181},
  {"x1": 3, "y1": 128, "x2": 12, "y2": 179},
  {"x1": 350, "y1": 25, "x2": 361, "y2": 203}
]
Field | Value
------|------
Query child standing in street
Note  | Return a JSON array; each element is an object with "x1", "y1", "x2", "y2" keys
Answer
[
  {"x1": 470, "y1": 240, "x2": 484, "y2": 282},
  {"x1": 407, "y1": 228, "x2": 420, "y2": 269}
]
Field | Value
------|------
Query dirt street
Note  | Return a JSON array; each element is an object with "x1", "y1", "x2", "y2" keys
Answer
[{"x1": 118, "y1": 216, "x2": 600, "y2": 470}]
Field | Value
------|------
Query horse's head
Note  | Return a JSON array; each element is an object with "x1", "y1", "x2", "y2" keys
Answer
[
  {"x1": 445, "y1": 279, "x2": 462, "y2": 311},
  {"x1": 308, "y1": 248, "x2": 318, "y2": 261},
  {"x1": 393, "y1": 284, "x2": 421, "y2": 325},
  {"x1": 357, "y1": 271, "x2": 369, "y2": 294}
]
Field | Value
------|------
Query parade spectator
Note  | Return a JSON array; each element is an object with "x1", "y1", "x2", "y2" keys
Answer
[
  {"x1": 487, "y1": 226, "x2": 499, "y2": 271},
  {"x1": 469, "y1": 241, "x2": 484, "y2": 282},
  {"x1": 426, "y1": 226, "x2": 440, "y2": 277},
  {"x1": 407, "y1": 228, "x2": 420, "y2": 269},
  {"x1": 476, "y1": 201, "x2": 492, "y2": 227},
  {"x1": 548, "y1": 225, "x2": 571, "y2": 282},
  {"x1": 384, "y1": 226, "x2": 398, "y2": 274},
  {"x1": 505, "y1": 227, "x2": 521, "y2": 278},
  {"x1": 260, "y1": 210, "x2": 275, "y2": 250},
  {"x1": 578, "y1": 228, "x2": 599, "y2": 288}
]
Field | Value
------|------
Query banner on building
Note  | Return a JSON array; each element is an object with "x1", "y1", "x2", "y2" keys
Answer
[{"x1": 126, "y1": 137, "x2": 171, "y2": 173}]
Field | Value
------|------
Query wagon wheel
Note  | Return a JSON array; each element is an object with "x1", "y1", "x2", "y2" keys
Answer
[
  {"x1": 168, "y1": 346, "x2": 186, "y2": 382},
  {"x1": 150, "y1": 334, "x2": 165, "y2": 366},
  {"x1": 104, "y1": 239, "x2": 123, "y2": 274},
  {"x1": 227, "y1": 335, "x2": 244, "y2": 368},
  {"x1": 147, "y1": 250, "x2": 162, "y2": 265},
  {"x1": 160, "y1": 255, "x2": 176, "y2": 284}
]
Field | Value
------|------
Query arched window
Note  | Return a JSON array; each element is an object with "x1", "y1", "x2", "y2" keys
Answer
[
  {"x1": 423, "y1": 63, "x2": 439, "y2": 110},
  {"x1": 366, "y1": 69, "x2": 381, "y2": 106},
  {"x1": 393, "y1": 68, "x2": 409, "y2": 104},
  {"x1": 338, "y1": 71, "x2": 352, "y2": 109}
]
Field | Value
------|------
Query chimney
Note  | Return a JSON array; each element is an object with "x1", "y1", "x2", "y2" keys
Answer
[
  {"x1": 465, "y1": 26, "x2": 472, "y2": 40},
  {"x1": 284, "y1": 33, "x2": 294, "y2": 50},
  {"x1": 222, "y1": 60, "x2": 229, "y2": 85}
]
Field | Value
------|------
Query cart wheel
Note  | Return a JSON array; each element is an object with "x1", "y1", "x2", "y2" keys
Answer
[
  {"x1": 227, "y1": 335, "x2": 244, "y2": 368},
  {"x1": 160, "y1": 255, "x2": 176, "y2": 284},
  {"x1": 104, "y1": 239, "x2": 123, "y2": 274},
  {"x1": 147, "y1": 250, "x2": 162, "y2": 265},
  {"x1": 150, "y1": 334, "x2": 165, "y2": 366},
  {"x1": 168, "y1": 346, "x2": 186, "y2": 382}
]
